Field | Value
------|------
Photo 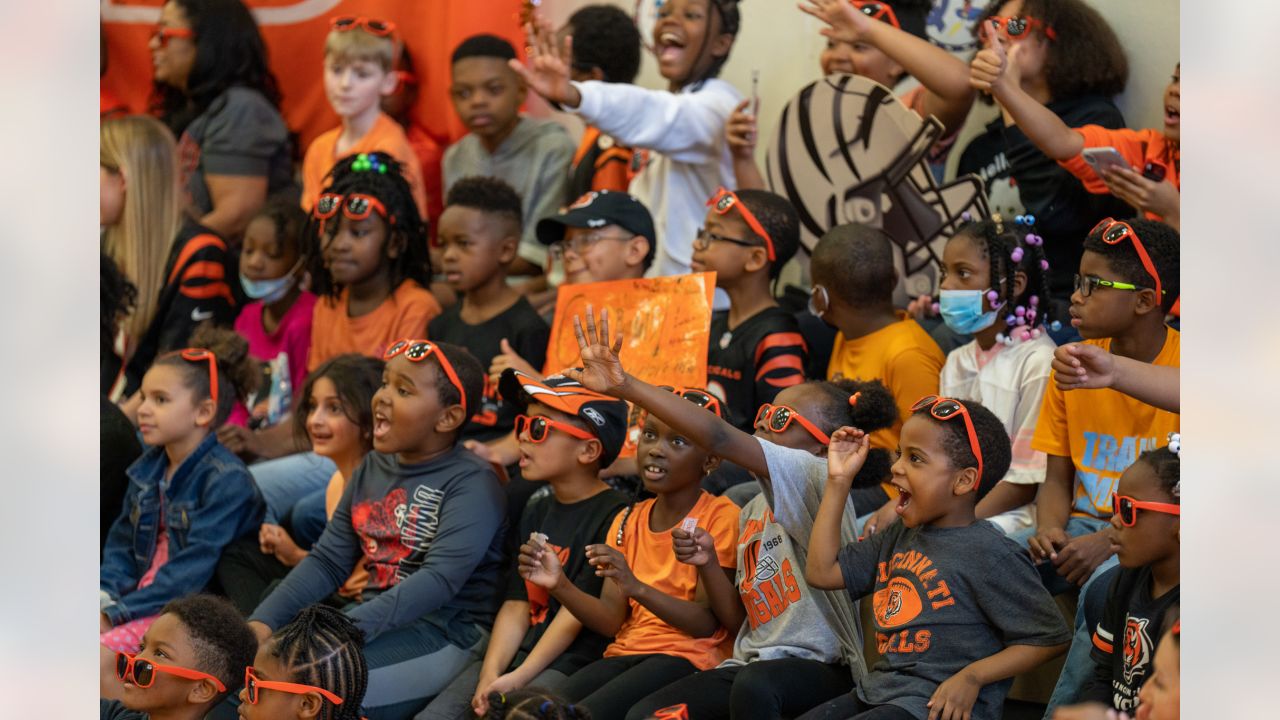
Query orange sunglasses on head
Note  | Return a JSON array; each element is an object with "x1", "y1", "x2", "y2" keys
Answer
[
  {"x1": 986, "y1": 16, "x2": 1057, "y2": 42},
  {"x1": 707, "y1": 188, "x2": 776, "y2": 262},
  {"x1": 162, "y1": 348, "x2": 218, "y2": 406},
  {"x1": 384, "y1": 339, "x2": 468, "y2": 418},
  {"x1": 658, "y1": 385, "x2": 724, "y2": 418},
  {"x1": 152, "y1": 26, "x2": 194, "y2": 48},
  {"x1": 1111, "y1": 492, "x2": 1180, "y2": 527},
  {"x1": 330, "y1": 15, "x2": 396, "y2": 37},
  {"x1": 911, "y1": 395, "x2": 984, "y2": 483},
  {"x1": 244, "y1": 667, "x2": 343, "y2": 706},
  {"x1": 755, "y1": 403, "x2": 830, "y2": 445},
  {"x1": 850, "y1": 1, "x2": 900, "y2": 29},
  {"x1": 1090, "y1": 218, "x2": 1165, "y2": 300},
  {"x1": 515, "y1": 413, "x2": 595, "y2": 443},
  {"x1": 116, "y1": 652, "x2": 226, "y2": 692},
  {"x1": 316, "y1": 193, "x2": 390, "y2": 222}
]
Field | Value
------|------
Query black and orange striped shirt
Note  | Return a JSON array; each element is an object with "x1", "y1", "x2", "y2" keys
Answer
[{"x1": 706, "y1": 307, "x2": 808, "y2": 431}]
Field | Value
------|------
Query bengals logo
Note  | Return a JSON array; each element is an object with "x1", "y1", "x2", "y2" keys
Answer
[
  {"x1": 1122, "y1": 616, "x2": 1152, "y2": 684},
  {"x1": 873, "y1": 577, "x2": 923, "y2": 629},
  {"x1": 740, "y1": 538, "x2": 762, "y2": 593}
]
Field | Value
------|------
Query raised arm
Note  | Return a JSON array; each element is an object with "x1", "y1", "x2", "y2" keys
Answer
[
  {"x1": 970, "y1": 38, "x2": 1082, "y2": 159},
  {"x1": 1052, "y1": 343, "x2": 1180, "y2": 413},
  {"x1": 805, "y1": 427, "x2": 869, "y2": 590}
]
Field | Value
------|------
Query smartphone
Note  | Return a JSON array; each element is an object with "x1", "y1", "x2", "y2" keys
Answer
[{"x1": 1081, "y1": 147, "x2": 1129, "y2": 176}]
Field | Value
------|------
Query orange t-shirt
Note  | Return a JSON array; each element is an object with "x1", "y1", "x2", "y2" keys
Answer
[
  {"x1": 301, "y1": 112, "x2": 428, "y2": 216},
  {"x1": 1058, "y1": 126, "x2": 1180, "y2": 220},
  {"x1": 603, "y1": 491, "x2": 740, "y2": 670},
  {"x1": 324, "y1": 470, "x2": 369, "y2": 599},
  {"x1": 307, "y1": 279, "x2": 441, "y2": 371}
]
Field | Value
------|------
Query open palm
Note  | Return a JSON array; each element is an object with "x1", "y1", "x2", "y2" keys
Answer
[
  {"x1": 827, "y1": 427, "x2": 870, "y2": 483},
  {"x1": 799, "y1": 0, "x2": 873, "y2": 43},
  {"x1": 519, "y1": 541, "x2": 564, "y2": 590},
  {"x1": 567, "y1": 306, "x2": 629, "y2": 395},
  {"x1": 508, "y1": 16, "x2": 576, "y2": 106}
]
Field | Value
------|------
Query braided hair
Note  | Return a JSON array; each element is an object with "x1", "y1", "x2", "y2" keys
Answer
[
  {"x1": 306, "y1": 152, "x2": 432, "y2": 298},
  {"x1": 950, "y1": 215, "x2": 1057, "y2": 337},
  {"x1": 484, "y1": 687, "x2": 592, "y2": 719},
  {"x1": 270, "y1": 605, "x2": 368, "y2": 720},
  {"x1": 807, "y1": 378, "x2": 899, "y2": 489}
]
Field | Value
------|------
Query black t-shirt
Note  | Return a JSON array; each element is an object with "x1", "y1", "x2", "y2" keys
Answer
[
  {"x1": 505, "y1": 486, "x2": 627, "y2": 676},
  {"x1": 1084, "y1": 565, "x2": 1180, "y2": 713},
  {"x1": 428, "y1": 296, "x2": 550, "y2": 442},
  {"x1": 707, "y1": 306, "x2": 808, "y2": 431},
  {"x1": 957, "y1": 95, "x2": 1133, "y2": 298}
]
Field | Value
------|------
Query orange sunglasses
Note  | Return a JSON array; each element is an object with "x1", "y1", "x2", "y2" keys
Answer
[
  {"x1": 163, "y1": 348, "x2": 218, "y2": 406},
  {"x1": 244, "y1": 667, "x2": 343, "y2": 706},
  {"x1": 1111, "y1": 492, "x2": 1180, "y2": 527},
  {"x1": 330, "y1": 16, "x2": 396, "y2": 37},
  {"x1": 911, "y1": 395, "x2": 984, "y2": 483},
  {"x1": 515, "y1": 413, "x2": 595, "y2": 443},
  {"x1": 315, "y1": 192, "x2": 389, "y2": 222},
  {"x1": 707, "y1": 187, "x2": 776, "y2": 261},
  {"x1": 116, "y1": 652, "x2": 226, "y2": 692},
  {"x1": 384, "y1": 339, "x2": 468, "y2": 418},
  {"x1": 987, "y1": 16, "x2": 1058, "y2": 42},
  {"x1": 850, "y1": 1, "x2": 900, "y2": 29},
  {"x1": 1090, "y1": 218, "x2": 1165, "y2": 300},
  {"x1": 152, "y1": 26, "x2": 194, "y2": 48},
  {"x1": 755, "y1": 403, "x2": 830, "y2": 445}
]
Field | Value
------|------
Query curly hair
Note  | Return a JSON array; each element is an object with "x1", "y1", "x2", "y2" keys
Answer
[
  {"x1": 430, "y1": 341, "x2": 485, "y2": 433},
  {"x1": 445, "y1": 176, "x2": 523, "y2": 233},
  {"x1": 808, "y1": 378, "x2": 899, "y2": 489},
  {"x1": 270, "y1": 605, "x2": 367, "y2": 720},
  {"x1": 1082, "y1": 218, "x2": 1179, "y2": 313},
  {"x1": 483, "y1": 687, "x2": 591, "y2": 719},
  {"x1": 911, "y1": 397, "x2": 1012, "y2": 500},
  {"x1": 1138, "y1": 444, "x2": 1180, "y2": 500},
  {"x1": 152, "y1": 323, "x2": 262, "y2": 427},
  {"x1": 735, "y1": 189, "x2": 800, "y2": 280},
  {"x1": 293, "y1": 354, "x2": 385, "y2": 453},
  {"x1": 950, "y1": 217, "x2": 1056, "y2": 331},
  {"x1": 568, "y1": 5, "x2": 642, "y2": 84},
  {"x1": 451, "y1": 34, "x2": 517, "y2": 64},
  {"x1": 811, "y1": 223, "x2": 897, "y2": 308},
  {"x1": 160, "y1": 594, "x2": 257, "y2": 699},
  {"x1": 102, "y1": 253, "x2": 137, "y2": 361}
]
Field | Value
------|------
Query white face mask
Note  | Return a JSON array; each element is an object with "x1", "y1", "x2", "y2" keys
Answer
[
  {"x1": 809, "y1": 285, "x2": 829, "y2": 317},
  {"x1": 240, "y1": 258, "x2": 302, "y2": 303}
]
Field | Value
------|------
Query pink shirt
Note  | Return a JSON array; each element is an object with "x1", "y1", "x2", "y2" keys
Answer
[{"x1": 231, "y1": 292, "x2": 318, "y2": 426}]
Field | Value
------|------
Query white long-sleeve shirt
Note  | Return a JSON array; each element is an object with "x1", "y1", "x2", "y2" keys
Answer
[{"x1": 571, "y1": 78, "x2": 741, "y2": 276}]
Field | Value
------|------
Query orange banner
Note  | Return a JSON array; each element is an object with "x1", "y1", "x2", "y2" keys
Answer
[{"x1": 101, "y1": 0, "x2": 527, "y2": 151}]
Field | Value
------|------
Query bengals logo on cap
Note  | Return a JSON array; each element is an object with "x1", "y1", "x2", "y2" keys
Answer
[{"x1": 569, "y1": 191, "x2": 599, "y2": 210}]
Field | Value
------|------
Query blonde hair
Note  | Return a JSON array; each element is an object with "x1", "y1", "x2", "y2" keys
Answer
[
  {"x1": 325, "y1": 27, "x2": 399, "y2": 71},
  {"x1": 100, "y1": 115, "x2": 183, "y2": 349}
]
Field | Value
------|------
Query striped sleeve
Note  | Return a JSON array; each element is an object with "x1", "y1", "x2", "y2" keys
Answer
[
  {"x1": 753, "y1": 331, "x2": 807, "y2": 401},
  {"x1": 168, "y1": 233, "x2": 236, "y2": 307}
]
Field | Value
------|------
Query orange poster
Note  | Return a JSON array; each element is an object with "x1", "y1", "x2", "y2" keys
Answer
[{"x1": 542, "y1": 273, "x2": 717, "y2": 388}]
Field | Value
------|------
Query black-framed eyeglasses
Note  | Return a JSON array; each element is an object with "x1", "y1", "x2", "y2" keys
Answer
[
  {"x1": 1073, "y1": 273, "x2": 1151, "y2": 298},
  {"x1": 693, "y1": 227, "x2": 762, "y2": 252}
]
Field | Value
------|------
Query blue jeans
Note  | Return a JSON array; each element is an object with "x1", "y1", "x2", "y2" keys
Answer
[{"x1": 249, "y1": 452, "x2": 335, "y2": 523}]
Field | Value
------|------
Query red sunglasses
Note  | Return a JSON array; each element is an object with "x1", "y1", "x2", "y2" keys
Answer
[
  {"x1": 384, "y1": 339, "x2": 469, "y2": 418},
  {"x1": 987, "y1": 16, "x2": 1057, "y2": 42},
  {"x1": 707, "y1": 187, "x2": 776, "y2": 261},
  {"x1": 851, "y1": 1, "x2": 901, "y2": 29},
  {"x1": 116, "y1": 652, "x2": 226, "y2": 693},
  {"x1": 1111, "y1": 492, "x2": 1180, "y2": 527},
  {"x1": 755, "y1": 403, "x2": 830, "y2": 446},
  {"x1": 152, "y1": 26, "x2": 194, "y2": 48},
  {"x1": 162, "y1": 348, "x2": 218, "y2": 406},
  {"x1": 1090, "y1": 218, "x2": 1165, "y2": 300},
  {"x1": 316, "y1": 192, "x2": 390, "y2": 222},
  {"x1": 330, "y1": 16, "x2": 397, "y2": 37},
  {"x1": 515, "y1": 413, "x2": 595, "y2": 443},
  {"x1": 244, "y1": 667, "x2": 343, "y2": 706},
  {"x1": 911, "y1": 395, "x2": 984, "y2": 483}
]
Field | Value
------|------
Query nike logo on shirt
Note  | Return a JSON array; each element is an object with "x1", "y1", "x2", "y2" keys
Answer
[{"x1": 191, "y1": 308, "x2": 214, "y2": 322}]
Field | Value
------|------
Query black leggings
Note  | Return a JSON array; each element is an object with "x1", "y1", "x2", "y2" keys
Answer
[
  {"x1": 561, "y1": 654, "x2": 698, "y2": 720},
  {"x1": 625, "y1": 657, "x2": 855, "y2": 720},
  {"x1": 795, "y1": 692, "x2": 916, "y2": 720}
]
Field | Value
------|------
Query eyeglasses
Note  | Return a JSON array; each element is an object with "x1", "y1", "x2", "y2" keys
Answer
[
  {"x1": 152, "y1": 26, "x2": 194, "y2": 48},
  {"x1": 115, "y1": 652, "x2": 226, "y2": 693},
  {"x1": 852, "y1": 1, "x2": 901, "y2": 29},
  {"x1": 549, "y1": 231, "x2": 635, "y2": 261},
  {"x1": 986, "y1": 16, "x2": 1058, "y2": 42},
  {"x1": 330, "y1": 16, "x2": 397, "y2": 37},
  {"x1": 1090, "y1": 218, "x2": 1165, "y2": 299},
  {"x1": 244, "y1": 667, "x2": 344, "y2": 706},
  {"x1": 515, "y1": 413, "x2": 595, "y2": 443},
  {"x1": 1111, "y1": 493, "x2": 1180, "y2": 527},
  {"x1": 315, "y1": 193, "x2": 389, "y2": 222},
  {"x1": 754, "y1": 404, "x2": 830, "y2": 446},
  {"x1": 1073, "y1": 273, "x2": 1150, "y2": 298},
  {"x1": 162, "y1": 348, "x2": 218, "y2": 406},
  {"x1": 384, "y1": 339, "x2": 468, "y2": 418},
  {"x1": 658, "y1": 385, "x2": 724, "y2": 418},
  {"x1": 706, "y1": 188, "x2": 776, "y2": 261},
  {"x1": 910, "y1": 395, "x2": 984, "y2": 483},
  {"x1": 693, "y1": 227, "x2": 761, "y2": 253}
]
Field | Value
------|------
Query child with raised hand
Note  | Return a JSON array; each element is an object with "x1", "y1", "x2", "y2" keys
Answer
[
  {"x1": 513, "y1": 0, "x2": 743, "y2": 276},
  {"x1": 101, "y1": 327, "x2": 265, "y2": 697},
  {"x1": 429, "y1": 177, "x2": 551, "y2": 442},
  {"x1": 518, "y1": 387, "x2": 741, "y2": 720},
  {"x1": 240, "y1": 604, "x2": 368, "y2": 720},
  {"x1": 217, "y1": 354, "x2": 383, "y2": 615},
  {"x1": 249, "y1": 340, "x2": 506, "y2": 719},
  {"x1": 629, "y1": 381, "x2": 901, "y2": 720},
  {"x1": 418, "y1": 371, "x2": 629, "y2": 720},
  {"x1": 302, "y1": 14, "x2": 427, "y2": 216},
  {"x1": 972, "y1": 41, "x2": 1180, "y2": 230},
  {"x1": 217, "y1": 197, "x2": 317, "y2": 457},
  {"x1": 101, "y1": 594, "x2": 257, "y2": 720},
  {"x1": 802, "y1": 398, "x2": 1070, "y2": 720}
]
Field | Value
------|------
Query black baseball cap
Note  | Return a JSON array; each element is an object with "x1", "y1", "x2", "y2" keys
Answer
[
  {"x1": 499, "y1": 369, "x2": 629, "y2": 467},
  {"x1": 535, "y1": 190, "x2": 657, "y2": 247}
]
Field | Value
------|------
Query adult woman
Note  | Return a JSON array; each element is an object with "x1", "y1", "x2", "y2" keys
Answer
[{"x1": 151, "y1": 0, "x2": 295, "y2": 238}]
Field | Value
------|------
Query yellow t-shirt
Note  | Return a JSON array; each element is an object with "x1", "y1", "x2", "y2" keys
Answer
[
  {"x1": 826, "y1": 311, "x2": 945, "y2": 451},
  {"x1": 1032, "y1": 327, "x2": 1180, "y2": 519}
]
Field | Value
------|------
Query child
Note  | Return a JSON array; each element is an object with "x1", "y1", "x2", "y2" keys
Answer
[
  {"x1": 302, "y1": 15, "x2": 427, "y2": 216},
  {"x1": 101, "y1": 594, "x2": 258, "y2": 720},
  {"x1": 306, "y1": 152, "x2": 440, "y2": 371},
  {"x1": 513, "y1": 0, "x2": 743, "y2": 276},
  {"x1": 694, "y1": 187, "x2": 805, "y2": 431},
  {"x1": 217, "y1": 197, "x2": 316, "y2": 454},
  {"x1": 559, "y1": 4, "x2": 643, "y2": 198},
  {"x1": 429, "y1": 177, "x2": 551, "y2": 442},
  {"x1": 248, "y1": 340, "x2": 507, "y2": 719},
  {"x1": 628, "y1": 381, "x2": 901, "y2": 720},
  {"x1": 480, "y1": 688, "x2": 591, "y2": 720},
  {"x1": 240, "y1": 604, "x2": 369, "y2": 720},
  {"x1": 419, "y1": 371, "x2": 629, "y2": 719},
  {"x1": 973, "y1": 36, "x2": 1179, "y2": 229},
  {"x1": 935, "y1": 217, "x2": 1057, "y2": 535},
  {"x1": 217, "y1": 354, "x2": 384, "y2": 615},
  {"x1": 445, "y1": 34, "x2": 576, "y2": 275},
  {"x1": 804, "y1": 397, "x2": 1071, "y2": 720},
  {"x1": 382, "y1": 44, "x2": 445, "y2": 245},
  {"x1": 519, "y1": 389, "x2": 741, "y2": 719},
  {"x1": 808, "y1": 223, "x2": 944, "y2": 521},
  {"x1": 100, "y1": 329, "x2": 265, "y2": 695},
  {"x1": 1134, "y1": 616, "x2": 1179, "y2": 720}
]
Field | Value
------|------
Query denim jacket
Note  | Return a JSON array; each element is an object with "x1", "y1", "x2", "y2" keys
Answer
[{"x1": 100, "y1": 433, "x2": 263, "y2": 625}]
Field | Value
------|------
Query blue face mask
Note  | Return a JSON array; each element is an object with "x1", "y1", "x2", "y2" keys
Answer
[
  {"x1": 939, "y1": 289, "x2": 1001, "y2": 334},
  {"x1": 240, "y1": 260, "x2": 301, "y2": 304}
]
